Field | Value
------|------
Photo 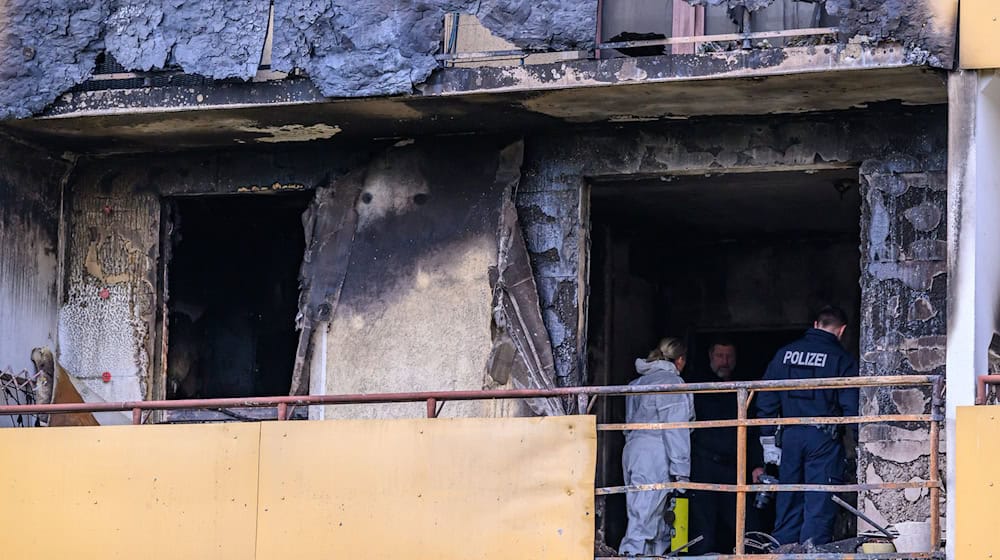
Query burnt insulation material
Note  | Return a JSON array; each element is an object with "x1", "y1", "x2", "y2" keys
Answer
[
  {"x1": 0, "y1": 0, "x2": 269, "y2": 120},
  {"x1": 0, "y1": 1, "x2": 105, "y2": 120},
  {"x1": 683, "y1": 0, "x2": 776, "y2": 10},
  {"x1": 103, "y1": 0, "x2": 269, "y2": 80},
  {"x1": 271, "y1": 0, "x2": 598, "y2": 98},
  {"x1": 832, "y1": 0, "x2": 955, "y2": 67}
]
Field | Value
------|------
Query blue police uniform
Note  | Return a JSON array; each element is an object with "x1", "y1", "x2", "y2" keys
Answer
[{"x1": 756, "y1": 328, "x2": 858, "y2": 546}]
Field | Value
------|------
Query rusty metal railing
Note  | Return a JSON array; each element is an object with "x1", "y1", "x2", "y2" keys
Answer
[
  {"x1": 0, "y1": 374, "x2": 942, "y2": 559},
  {"x1": 592, "y1": 374, "x2": 944, "y2": 560}
]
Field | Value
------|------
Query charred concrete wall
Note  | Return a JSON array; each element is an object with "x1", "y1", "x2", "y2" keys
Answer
[
  {"x1": 857, "y1": 156, "x2": 947, "y2": 536},
  {"x1": 520, "y1": 106, "x2": 948, "y2": 525},
  {"x1": 312, "y1": 140, "x2": 536, "y2": 419},
  {"x1": 61, "y1": 140, "x2": 547, "y2": 421},
  {"x1": 0, "y1": 138, "x2": 67, "y2": 374},
  {"x1": 0, "y1": 0, "x2": 954, "y2": 119},
  {"x1": 686, "y1": 0, "x2": 957, "y2": 67}
]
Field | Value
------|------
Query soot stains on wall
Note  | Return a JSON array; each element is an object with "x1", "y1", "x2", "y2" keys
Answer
[
  {"x1": 0, "y1": 137, "x2": 67, "y2": 373},
  {"x1": 520, "y1": 106, "x2": 947, "y2": 526}
]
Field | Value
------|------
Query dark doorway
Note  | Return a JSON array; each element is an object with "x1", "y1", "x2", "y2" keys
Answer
[
  {"x1": 164, "y1": 193, "x2": 310, "y2": 403},
  {"x1": 587, "y1": 168, "x2": 862, "y2": 551}
]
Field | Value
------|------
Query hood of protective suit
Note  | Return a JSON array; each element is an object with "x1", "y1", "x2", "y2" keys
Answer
[{"x1": 633, "y1": 358, "x2": 683, "y2": 381}]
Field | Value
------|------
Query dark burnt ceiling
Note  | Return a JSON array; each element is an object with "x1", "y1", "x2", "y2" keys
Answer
[{"x1": 592, "y1": 167, "x2": 861, "y2": 238}]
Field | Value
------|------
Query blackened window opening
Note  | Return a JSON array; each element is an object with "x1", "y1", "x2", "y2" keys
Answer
[{"x1": 166, "y1": 193, "x2": 310, "y2": 400}]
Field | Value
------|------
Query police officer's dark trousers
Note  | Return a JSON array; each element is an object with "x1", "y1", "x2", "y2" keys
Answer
[{"x1": 774, "y1": 426, "x2": 844, "y2": 545}]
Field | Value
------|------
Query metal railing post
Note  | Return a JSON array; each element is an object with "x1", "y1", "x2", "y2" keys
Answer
[
  {"x1": 131, "y1": 407, "x2": 142, "y2": 425},
  {"x1": 427, "y1": 398, "x2": 437, "y2": 418},
  {"x1": 735, "y1": 387, "x2": 748, "y2": 555},
  {"x1": 277, "y1": 403, "x2": 288, "y2": 421},
  {"x1": 928, "y1": 377, "x2": 943, "y2": 551}
]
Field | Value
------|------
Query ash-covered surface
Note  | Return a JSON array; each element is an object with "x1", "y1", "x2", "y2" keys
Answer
[
  {"x1": 833, "y1": 0, "x2": 955, "y2": 67},
  {"x1": 0, "y1": 0, "x2": 269, "y2": 119},
  {"x1": 104, "y1": 0, "x2": 269, "y2": 80},
  {"x1": 0, "y1": 0, "x2": 953, "y2": 119},
  {"x1": 0, "y1": 1, "x2": 104, "y2": 119},
  {"x1": 271, "y1": 0, "x2": 596, "y2": 98}
]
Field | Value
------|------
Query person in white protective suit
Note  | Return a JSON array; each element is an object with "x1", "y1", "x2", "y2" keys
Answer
[{"x1": 619, "y1": 337, "x2": 695, "y2": 557}]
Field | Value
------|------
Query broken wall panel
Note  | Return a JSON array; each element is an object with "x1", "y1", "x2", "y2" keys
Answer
[
  {"x1": 62, "y1": 144, "x2": 374, "y2": 408},
  {"x1": 316, "y1": 139, "x2": 526, "y2": 419},
  {"x1": 0, "y1": 138, "x2": 67, "y2": 374}
]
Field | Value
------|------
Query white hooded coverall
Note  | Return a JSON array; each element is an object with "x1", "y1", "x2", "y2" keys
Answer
[{"x1": 619, "y1": 358, "x2": 694, "y2": 556}]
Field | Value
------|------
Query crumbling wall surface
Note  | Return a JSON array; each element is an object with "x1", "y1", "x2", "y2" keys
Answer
[
  {"x1": 271, "y1": 0, "x2": 596, "y2": 98},
  {"x1": 517, "y1": 147, "x2": 585, "y2": 388},
  {"x1": 59, "y1": 162, "x2": 160, "y2": 424},
  {"x1": 827, "y1": 0, "x2": 958, "y2": 68},
  {"x1": 858, "y1": 158, "x2": 947, "y2": 534},
  {"x1": 0, "y1": 138, "x2": 67, "y2": 373},
  {"x1": 682, "y1": 0, "x2": 957, "y2": 68}
]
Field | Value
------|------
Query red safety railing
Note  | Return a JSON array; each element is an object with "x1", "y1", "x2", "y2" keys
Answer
[{"x1": 0, "y1": 374, "x2": 943, "y2": 559}]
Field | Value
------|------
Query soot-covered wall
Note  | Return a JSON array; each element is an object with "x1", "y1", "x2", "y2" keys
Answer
[
  {"x1": 0, "y1": 138, "x2": 67, "y2": 374},
  {"x1": 59, "y1": 144, "x2": 368, "y2": 422},
  {"x1": 519, "y1": 107, "x2": 947, "y2": 530},
  {"x1": 61, "y1": 140, "x2": 551, "y2": 422}
]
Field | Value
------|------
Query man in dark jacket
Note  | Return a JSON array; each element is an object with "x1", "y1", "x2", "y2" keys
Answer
[
  {"x1": 756, "y1": 306, "x2": 859, "y2": 546},
  {"x1": 688, "y1": 337, "x2": 764, "y2": 554}
]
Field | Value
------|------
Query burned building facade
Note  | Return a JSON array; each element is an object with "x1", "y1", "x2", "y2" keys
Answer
[{"x1": 0, "y1": 0, "x2": 977, "y2": 554}]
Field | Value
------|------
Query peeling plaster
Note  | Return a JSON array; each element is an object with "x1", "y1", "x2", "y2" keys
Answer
[
  {"x1": 861, "y1": 425, "x2": 930, "y2": 463},
  {"x1": 234, "y1": 123, "x2": 342, "y2": 143}
]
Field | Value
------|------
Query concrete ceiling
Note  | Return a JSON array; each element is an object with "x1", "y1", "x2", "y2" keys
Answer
[{"x1": 592, "y1": 167, "x2": 862, "y2": 237}]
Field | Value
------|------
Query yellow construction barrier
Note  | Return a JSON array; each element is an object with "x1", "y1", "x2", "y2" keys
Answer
[{"x1": 0, "y1": 416, "x2": 596, "y2": 559}]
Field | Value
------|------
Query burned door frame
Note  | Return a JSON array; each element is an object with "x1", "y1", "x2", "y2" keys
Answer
[{"x1": 153, "y1": 192, "x2": 315, "y2": 422}]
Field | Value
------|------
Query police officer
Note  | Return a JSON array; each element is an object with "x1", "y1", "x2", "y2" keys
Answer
[{"x1": 755, "y1": 306, "x2": 858, "y2": 546}]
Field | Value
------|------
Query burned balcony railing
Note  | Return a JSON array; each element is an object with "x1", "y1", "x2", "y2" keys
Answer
[{"x1": 0, "y1": 374, "x2": 943, "y2": 559}]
